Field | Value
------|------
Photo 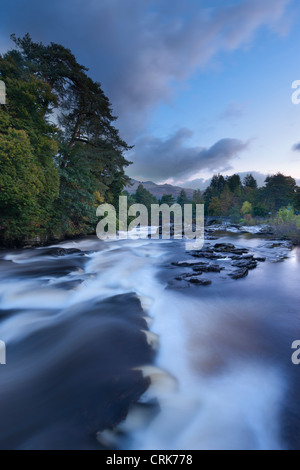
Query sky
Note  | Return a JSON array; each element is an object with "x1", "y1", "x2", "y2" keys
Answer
[{"x1": 1, "y1": 0, "x2": 300, "y2": 187}]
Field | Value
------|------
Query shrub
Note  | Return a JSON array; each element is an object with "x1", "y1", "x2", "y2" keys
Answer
[{"x1": 271, "y1": 206, "x2": 300, "y2": 244}]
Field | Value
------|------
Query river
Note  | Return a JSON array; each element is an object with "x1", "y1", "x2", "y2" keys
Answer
[{"x1": 0, "y1": 229, "x2": 299, "y2": 450}]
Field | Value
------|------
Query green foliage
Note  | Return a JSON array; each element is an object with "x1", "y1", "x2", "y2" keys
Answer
[
  {"x1": 177, "y1": 189, "x2": 189, "y2": 207},
  {"x1": 229, "y1": 205, "x2": 241, "y2": 224},
  {"x1": 192, "y1": 189, "x2": 202, "y2": 205},
  {"x1": 262, "y1": 173, "x2": 296, "y2": 212},
  {"x1": 208, "y1": 197, "x2": 222, "y2": 216},
  {"x1": 135, "y1": 184, "x2": 157, "y2": 208},
  {"x1": 243, "y1": 174, "x2": 258, "y2": 189},
  {"x1": 253, "y1": 203, "x2": 268, "y2": 217},
  {"x1": 226, "y1": 174, "x2": 241, "y2": 192},
  {"x1": 202, "y1": 171, "x2": 299, "y2": 227},
  {"x1": 241, "y1": 201, "x2": 253, "y2": 216},
  {"x1": 271, "y1": 206, "x2": 300, "y2": 244},
  {"x1": 0, "y1": 34, "x2": 131, "y2": 245},
  {"x1": 220, "y1": 185, "x2": 233, "y2": 214},
  {"x1": 160, "y1": 194, "x2": 176, "y2": 205},
  {"x1": 0, "y1": 127, "x2": 56, "y2": 243}
]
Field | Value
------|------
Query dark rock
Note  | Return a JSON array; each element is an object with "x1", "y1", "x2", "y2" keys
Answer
[
  {"x1": 229, "y1": 268, "x2": 249, "y2": 279},
  {"x1": 254, "y1": 257, "x2": 266, "y2": 262},
  {"x1": 230, "y1": 248, "x2": 249, "y2": 255},
  {"x1": 186, "y1": 277, "x2": 212, "y2": 286},
  {"x1": 259, "y1": 226, "x2": 274, "y2": 235},
  {"x1": 37, "y1": 247, "x2": 84, "y2": 257},
  {"x1": 193, "y1": 264, "x2": 223, "y2": 273},
  {"x1": 232, "y1": 260, "x2": 257, "y2": 269},
  {"x1": 175, "y1": 272, "x2": 199, "y2": 281},
  {"x1": 172, "y1": 260, "x2": 206, "y2": 267},
  {"x1": 269, "y1": 243, "x2": 283, "y2": 248},
  {"x1": 51, "y1": 279, "x2": 84, "y2": 290},
  {"x1": 214, "y1": 243, "x2": 235, "y2": 252}
]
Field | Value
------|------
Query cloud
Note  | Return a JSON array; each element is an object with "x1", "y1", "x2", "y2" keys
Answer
[
  {"x1": 127, "y1": 128, "x2": 248, "y2": 181},
  {"x1": 219, "y1": 102, "x2": 246, "y2": 120},
  {"x1": 292, "y1": 142, "x2": 300, "y2": 152},
  {"x1": 0, "y1": 0, "x2": 291, "y2": 139}
]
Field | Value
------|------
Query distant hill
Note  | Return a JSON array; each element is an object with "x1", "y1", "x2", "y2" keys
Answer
[{"x1": 125, "y1": 179, "x2": 196, "y2": 200}]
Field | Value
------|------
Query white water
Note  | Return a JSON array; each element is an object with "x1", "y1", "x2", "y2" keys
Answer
[{"x1": 1, "y1": 232, "x2": 299, "y2": 449}]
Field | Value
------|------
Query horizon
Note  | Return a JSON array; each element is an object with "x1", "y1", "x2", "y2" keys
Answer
[{"x1": 129, "y1": 171, "x2": 300, "y2": 192}]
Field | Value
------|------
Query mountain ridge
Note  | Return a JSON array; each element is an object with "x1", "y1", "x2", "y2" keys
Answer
[{"x1": 125, "y1": 179, "x2": 196, "y2": 199}]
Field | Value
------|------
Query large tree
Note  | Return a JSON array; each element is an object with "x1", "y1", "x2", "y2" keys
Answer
[
  {"x1": 0, "y1": 34, "x2": 132, "y2": 241},
  {"x1": 263, "y1": 173, "x2": 297, "y2": 212}
]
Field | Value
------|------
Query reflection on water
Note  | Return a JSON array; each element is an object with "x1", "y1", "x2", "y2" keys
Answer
[{"x1": 0, "y1": 233, "x2": 299, "y2": 449}]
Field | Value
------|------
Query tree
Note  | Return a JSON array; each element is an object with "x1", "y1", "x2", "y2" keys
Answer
[
  {"x1": 1, "y1": 34, "x2": 132, "y2": 240},
  {"x1": 244, "y1": 174, "x2": 258, "y2": 189},
  {"x1": 263, "y1": 173, "x2": 296, "y2": 212},
  {"x1": 209, "y1": 174, "x2": 226, "y2": 196},
  {"x1": 0, "y1": 48, "x2": 60, "y2": 243},
  {"x1": 192, "y1": 189, "x2": 202, "y2": 204},
  {"x1": 241, "y1": 201, "x2": 253, "y2": 216},
  {"x1": 160, "y1": 194, "x2": 176, "y2": 205},
  {"x1": 253, "y1": 203, "x2": 268, "y2": 217},
  {"x1": 0, "y1": 128, "x2": 53, "y2": 243},
  {"x1": 135, "y1": 184, "x2": 157, "y2": 208},
  {"x1": 229, "y1": 205, "x2": 241, "y2": 224},
  {"x1": 226, "y1": 174, "x2": 241, "y2": 193},
  {"x1": 295, "y1": 187, "x2": 300, "y2": 212},
  {"x1": 208, "y1": 197, "x2": 222, "y2": 216},
  {"x1": 220, "y1": 185, "x2": 233, "y2": 214},
  {"x1": 177, "y1": 189, "x2": 189, "y2": 207}
]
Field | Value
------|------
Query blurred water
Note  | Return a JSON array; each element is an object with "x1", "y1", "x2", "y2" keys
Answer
[{"x1": 0, "y1": 234, "x2": 299, "y2": 449}]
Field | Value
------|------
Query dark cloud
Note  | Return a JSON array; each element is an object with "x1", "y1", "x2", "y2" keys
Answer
[
  {"x1": 0, "y1": 0, "x2": 291, "y2": 140},
  {"x1": 292, "y1": 142, "x2": 300, "y2": 152},
  {"x1": 128, "y1": 128, "x2": 248, "y2": 181}
]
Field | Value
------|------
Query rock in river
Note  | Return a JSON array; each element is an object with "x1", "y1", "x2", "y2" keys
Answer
[
  {"x1": 186, "y1": 277, "x2": 212, "y2": 286},
  {"x1": 229, "y1": 268, "x2": 249, "y2": 280}
]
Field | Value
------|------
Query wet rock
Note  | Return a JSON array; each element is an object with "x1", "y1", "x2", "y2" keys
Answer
[
  {"x1": 190, "y1": 250, "x2": 229, "y2": 260},
  {"x1": 230, "y1": 248, "x2": 249, "y2": 255},
  {"x1": 259, "y1": 226, "x2": 274, "y2": 235},
  {"x1": 175, "y1": 272, "x2": 199, "y2": 281},
  {"x1": 254, "y1": 257, "x2": 266, "y2": 262},
  {"x1": 214, "y1": 243, "x2": 236, "y2": 252},
  {"x1": 232, "y1": 259, "x2": 257, "y2": 269},
  {"x1": 229, "y1": 268, "x2": 249, "y2": 279},
  {"x1": 186, "y1": 277, "x2": 212, "y2": 286},
  {"x1": 50, "y1": 279, "x2": 84, "y2": 290},
  {"x1": 37, "y1": 247, "x2": 85, "y2": 257},
  {"x1": 192, "y1": 264, "x2": 223, "y2": 273}
]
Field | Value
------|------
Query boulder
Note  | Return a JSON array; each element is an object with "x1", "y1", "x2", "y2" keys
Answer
[
  {"x1": 229, "y1": 268, "x2": 249, "y2": 279},
  {"x1": 214, "y1": 243, "x2": 235, "y2": 252},
  {"x1": 193, "y1": 264, "x2": 223, "y2": 273},
  {"x1": 232, "y1": 260, "x2": 257, "y2": 269},
  {"x1": 186, "y1": 277, "x2": 212, "y2": 286}
]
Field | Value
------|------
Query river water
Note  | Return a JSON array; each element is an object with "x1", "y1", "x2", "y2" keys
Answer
[{"x1": 0, "y1": 231, "x2": 299, "y2": 450}]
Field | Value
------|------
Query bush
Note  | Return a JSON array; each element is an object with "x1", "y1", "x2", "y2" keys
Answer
[{"x1": 271, "y1": 206, "x2": 300, "y2": 244}]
